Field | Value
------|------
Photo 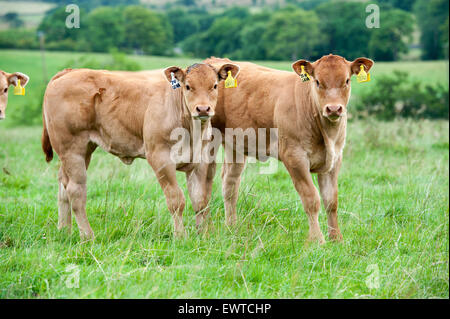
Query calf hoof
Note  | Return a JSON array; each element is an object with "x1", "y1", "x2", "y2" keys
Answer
[
  {"x1": 196, "y1": 220, "x2": 214, "y2": 235},
  {"x1": 57, "y1": 224, "x2": 72, "y2": 234},
  {"x1": 225, "y1": 216, "x2": 237, "y2": 229},
  {"x1": 79, "y1": 230, "x2": 95, "y2": 241},
  {"x1": 196, "y1": 212, "x2": 213, "y2": 233},
  {"x1": 307, "y1": 232, "x2": 326, "y2": 245},
  {"x1": 173, "y1": 227, "x2": 187, "y2": 239},
  {"x1": 329, "y1": 230, "x2": 343, "y2": 242}
]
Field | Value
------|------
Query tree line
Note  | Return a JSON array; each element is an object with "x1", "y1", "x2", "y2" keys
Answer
[{"x1": 0, "y1": 0, "x2": 448, "y2": 61}]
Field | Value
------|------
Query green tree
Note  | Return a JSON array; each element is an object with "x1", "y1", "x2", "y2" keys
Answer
[
  {"x1": 188, "y1": 7, "x2": 215, "y2": 32},
  {"x1": 289, "y1": 0, "x2": 330, "y2": 10},
  {"x1": 123, "y1": 6, "x2": 173, "y2": 55},
  {"x1": 83, "y1": 7, "x2": 124, "y2": 52},
  {"x1": 176, "y1": 0, "x2": 196, "y2": 6},
  {"x1": 0, "y1": 29, "x2": 38, "y2": 49},
  {"x1": 219, "y1": 6, "x2": 251, "y2": 20},
  {"x1": 43, "y1": 0, "x2": 138, "y2": 10},
  {"x1": 182, "y1": 16, "x2": 244, "y2": 57},
  {"x1": 414, "y1": 0, "x2": 449, "y2": 60},
  {"x1": 3, "y1": 13, "x2": 24, "y2": 28},
  {"x1": 315, "y1": 2, "x2": 371, "y2": 60},
  {"x1": 442, "y1": 16, "x2": 449, "y2": 59},
  {"x1": 239, "y1": 22, "x2": 268, "y2": 60},
  {"x1": 262, "y1": 7, "x2": 320, "y2": 60},
  {"x1": 181, "y1": 33, "x2": 206, "y2": 57},
  {"x1": 38, "y1": 7, "x2": 85, "y2": 49},
  {"x1": 369, "y1": 9, "x2": 414, "y2": 61},
  {"x1": 167, "y1": 8, "x2": 200, "y2": 44},
  {"x1": 377, "y1": 0, "x2": 417, "y2": 11}
]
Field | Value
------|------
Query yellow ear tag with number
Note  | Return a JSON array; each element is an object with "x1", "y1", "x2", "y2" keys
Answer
[
  {"x1": 299, "y1": 65, "x2": 311, "y2": 82},
  {"x1": 224, "y1": 71, "x2": 237, "y2": 88},
  {"x1": 357, "y1": 65, "x2": 370, "y2": 83},
  {"x1": 13, "y1": 79, "x2": 25, "y2": 96}
]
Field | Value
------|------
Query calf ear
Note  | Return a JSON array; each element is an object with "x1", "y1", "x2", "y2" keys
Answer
[
  {"x1": 292, "y1": 60, "x2": 314, "y2": 77},
  {"x1": 164, "y1": 66, "x2": 185, "y2": 83},
  {"x1": 350, "y1": 58, "x2": 374, "y2": 75},
  {"x1": 217, "y1": 63, "x2": 240, "y2": 81},
  {"x1": 8, "y1": 72, "x2": 30, "y2": 87}
]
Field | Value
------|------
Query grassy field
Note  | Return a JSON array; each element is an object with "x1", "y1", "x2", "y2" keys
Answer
[
  {"x1": 0, "y1": 49, "x2": 449, "y2": 298},
  {"x1": 0, "y1": 121, "x2": 448, "y2": 298}
]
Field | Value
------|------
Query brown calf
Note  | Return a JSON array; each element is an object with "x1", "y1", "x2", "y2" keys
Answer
[
  {"x1": 206, "y1": 55, "x2": 374, "y2": 243},
  {"x1": 42, "y1": 63, "x2": 239, "y2": 239},
  {"x1": 0, "y1": 71, "x2": 29, "y2": 120}
]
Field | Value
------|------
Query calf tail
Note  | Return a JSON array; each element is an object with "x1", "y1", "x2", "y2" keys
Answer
[{"x1": 42, "y1": 108, "x2": 53, "y2": 163}]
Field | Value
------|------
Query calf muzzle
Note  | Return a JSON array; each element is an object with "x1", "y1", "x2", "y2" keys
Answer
[
  {"x1": 324, "y1": 105, "x2": 343, "y2": 120},
  {"x1": 194, "y1": 105, "x2": 213, "y2": 121}
]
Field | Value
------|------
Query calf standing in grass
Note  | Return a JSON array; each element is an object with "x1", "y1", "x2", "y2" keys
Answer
[
  {"x1": 0, "y1": 71, "x2": 29, "y2": 120},
  {"x1": 206, "y1": 55, "x2": 374, "y2": 243},
  {"x1": 41, "y1": 63, "x2": 239, "y2": 239}
]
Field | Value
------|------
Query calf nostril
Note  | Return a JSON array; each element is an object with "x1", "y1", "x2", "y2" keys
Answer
[
  {"x1": 326, "y1": 106, "x2": 332, "y2": 114},
  {"x1": 196, "y1": 106, "x2": 211, "y2": 113},
  {"x1": 338, "y1": 106, "x2": 343, "y2": 113}
]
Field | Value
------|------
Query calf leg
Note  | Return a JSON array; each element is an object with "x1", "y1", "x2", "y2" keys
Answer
[
  {"x1": 57, "y1": 167, "x2": 71, "y2": 231},
  {"x1": 61, "y1": 153, "x2": 93, "y2": 239},
  {"x1": 221, "y1": 157, "x2": 246, "y2": 227},
  {"x1": 57, "y1": 143, "x2": 97, "y2": 233},
  {"x1": 318, "y1": 156, "x2": 343, "y2": 241},
  {"x1": 283, "y1": 150, "x2": 325, "y2": 244},
  {"x1": 147, "y1": 149, "x2": 186, "y2": 237},
  {"x1": 186, "y1": 162, "x2": 216, "y2": 233}
]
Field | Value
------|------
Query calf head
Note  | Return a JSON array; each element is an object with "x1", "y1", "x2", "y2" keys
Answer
[
  {"x1": 164, "y1": 63, "x2": 239, "y2": 121},
  {"x1": 293, "y1": 54, "x2": 373, "y2": 123},
  {"x1": 0, "y1": 71, "x2": 29, "y2": 120}
]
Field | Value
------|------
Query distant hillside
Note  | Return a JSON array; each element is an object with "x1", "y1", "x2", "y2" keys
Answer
[
  {"x1": 0, "y1": 1, "x2": 55, "y2": 29},
  {"x1": 0, "y1": 0, "x2": 303, "y2": 30}
]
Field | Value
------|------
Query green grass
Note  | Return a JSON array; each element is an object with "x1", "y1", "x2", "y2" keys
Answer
[
  {"x1": 0, "y1": 49, "x2": 449, "y2": 298},
  {"x1": 0, "y1": 120, "x2": 448, "y2": 298}
]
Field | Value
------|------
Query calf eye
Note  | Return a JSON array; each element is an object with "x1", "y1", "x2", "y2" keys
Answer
[
  {"x1": 315, "y1": 80, "x2": 320, "y2": 88},
  {"x1": 185, "y1": 85, "x2": 190, "y2": 91},
  {"x1": 3, "y1": 88, "x2": 7, "y2": 93},
  {"x1": 346, "y1": 78, "x2": 350, "y2": 85},
  {"x1": 214, "y1": 84, "x2": 218, "y2": 89}
]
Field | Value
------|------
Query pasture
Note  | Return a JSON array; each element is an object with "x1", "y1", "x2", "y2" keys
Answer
[{"x1": 0, "y1": 50, "x2": 448, "y2": 298}]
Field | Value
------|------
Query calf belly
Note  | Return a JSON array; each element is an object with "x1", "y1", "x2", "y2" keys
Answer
[{"x1": 89, "y1": 129, "x2": 145, "y2": 164}]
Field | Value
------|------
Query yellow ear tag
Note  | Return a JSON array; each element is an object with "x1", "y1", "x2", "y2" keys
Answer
[
  {"x1": 224, "y1": 71, "x2": 237, "y2": 88},
  {"x1": 13, "y1": 79, "x2": 25, "y2": 96},
  {"x1": 357, "y1": 65, "x2": 370, "y2": 83},
  {"x1": 299, "y1": 65, "x2": 311, "y2": 82}
]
